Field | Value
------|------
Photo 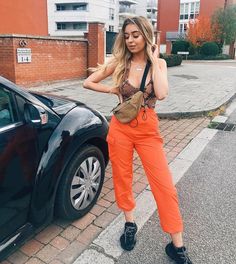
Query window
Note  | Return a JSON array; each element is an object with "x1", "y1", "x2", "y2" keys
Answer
[
  {"x1": 184, "y1": 23, "x2": 188, "y2": 31},
  {"x1": 56, "y1": 3, "x2": 88, "y2": 11},
  {"x1": 179, "y1": 23, "x2": 188, "y2": 33},
  {"x1": 73, "y1": 22, "x2": 87, "y2": 31},
  {"x1": 109, "y1": 25, "x2": 114, "y2": 32},
  {"x1": 15, "y1": 95, "x2": 26, "y2": 117},
  {"x1": 0, "y1": 87, "x2": 18, "y2": 128},
  {"x1": 109, "y1": 8, "x2": 114, "y2": 20},
  {"x1": 57, "y1": 23, "x2": 66, "y2": 30},
  {"x1": 179, "y1": 3, "x2": 184, "y2": 19},
  {"x1": 179, "y1": 1, "x2": 200, "y2": 20},
  {"x1": 56, "y1": 22, "x2": 87, "y2": 31},
  {"x1": 190, "y1": 2, "x2": 195, "y2": 12},
  {"x1": 73, "y1": 4, "x2": 87, "y2": 11},
  {"x1": 195, "y1": 2, "x2": 200, "y2": 13},
  {"x1": 56, "y1": 4, "x2": 66, "y2": 11},
  {"x1": 190, "y1": 2, "x2": 195, "y2": 19},
  {"x1": 184, "y1": 3, "x2": 189, "y2": 14},
  {"x1": 180, "y1": 4, "x2": 184, "y2": 14}
]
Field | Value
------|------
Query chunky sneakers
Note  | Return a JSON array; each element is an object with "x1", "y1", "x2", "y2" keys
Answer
[
  {"x1": 165, "y1": 242, "x2": 193, "y2": 264},
  {"x1": 120, "y1": 222, "x2": 138, "y2": 251}
]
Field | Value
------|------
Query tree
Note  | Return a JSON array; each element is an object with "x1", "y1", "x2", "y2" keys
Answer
[
  {"x1": 211, "y1": 5, "x2": 236, "y2": 58},
  {"x1": 211, "y1": 5, "x2": 236, "y2": 45},
  {"x1": 187, "y1": 15, "x2": 215, "y2": 47}
]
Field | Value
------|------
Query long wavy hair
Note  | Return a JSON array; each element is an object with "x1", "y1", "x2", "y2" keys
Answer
[{"x1": 97, "y1": 16, "x2": 155, "y2": 87}]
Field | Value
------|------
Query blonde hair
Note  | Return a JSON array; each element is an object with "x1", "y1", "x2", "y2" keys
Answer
[{"x1": 95, "y1": 16, "x2": 155, "y2": 87}]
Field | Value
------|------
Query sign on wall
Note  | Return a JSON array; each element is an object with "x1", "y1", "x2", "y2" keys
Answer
[{"x1": 17, "y1": 48, "x2": 32, "y2": 63}]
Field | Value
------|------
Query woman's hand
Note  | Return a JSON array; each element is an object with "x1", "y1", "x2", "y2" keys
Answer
[
  {"x1": 151, "y1": 44, "x2": 160, "y2": 62},
  {"x1": 110, "y1": 87, "x2": 120, "y2": 95},
  {"x1": 110, "y1": 87, "x2": 123, "y2": 103}
]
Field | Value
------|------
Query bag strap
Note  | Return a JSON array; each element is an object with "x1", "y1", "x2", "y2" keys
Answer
[{"x1": 140, "y1": 61, "x2": 151, "y2": 92}]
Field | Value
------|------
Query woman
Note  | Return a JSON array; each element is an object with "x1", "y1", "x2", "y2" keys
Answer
[{"x1": 83, "y1": 16, "x2": 192, "y2": 264}]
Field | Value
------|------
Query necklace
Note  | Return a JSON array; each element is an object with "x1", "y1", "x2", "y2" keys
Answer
[
  {"x1": 135, "y1": 66, "x2": 143, "y2": 71},
  {"x1": 131, "y1": 61, "x2": 145, "y2": 71}
]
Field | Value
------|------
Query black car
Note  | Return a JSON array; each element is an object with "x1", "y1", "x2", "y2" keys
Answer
[{"x1": 0, "y1": 76, "x2": 109, "y2": 259}]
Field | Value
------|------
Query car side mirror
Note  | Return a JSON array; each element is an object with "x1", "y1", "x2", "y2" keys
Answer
[{"x1": 24, "y1": 103, "x2": 48, "y2": 127}]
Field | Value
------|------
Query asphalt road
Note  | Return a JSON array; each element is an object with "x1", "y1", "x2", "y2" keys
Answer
[{"x1": 116, "y1": 111, "x2": 236, "y2": 264}]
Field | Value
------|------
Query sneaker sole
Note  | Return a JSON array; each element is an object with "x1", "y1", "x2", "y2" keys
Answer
[{"x1": 120, "y1": 235, "x2": 137, "y2": 251}]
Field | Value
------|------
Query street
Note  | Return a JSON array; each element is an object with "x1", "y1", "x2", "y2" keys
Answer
[{"x1": 116, "y1": 103, "x2": 236, "y2": 264}]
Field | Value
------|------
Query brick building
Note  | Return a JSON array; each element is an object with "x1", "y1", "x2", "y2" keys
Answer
[
  {"x1": 0, "y1": 1, "x2": 105, "y2": 86},
  {"x1": 0, "y1": 0, "x2": 48, "y2": 36}
]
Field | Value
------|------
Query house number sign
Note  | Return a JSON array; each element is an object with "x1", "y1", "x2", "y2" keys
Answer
[{"x1": 17, "y1": 48, "x2": 32, "y2": 63}]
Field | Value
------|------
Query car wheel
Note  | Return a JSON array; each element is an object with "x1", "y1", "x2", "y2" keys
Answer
[{"x1": 55, "y1": 144, "x2": 105, "y2": 220}]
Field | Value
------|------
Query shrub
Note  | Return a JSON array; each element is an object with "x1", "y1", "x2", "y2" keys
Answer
[
  {"x1": 200, "y1": 42, "x2": 220, "y2": 56},
  {"x1": 160, "y1": 54, "x2": 182, "y2": 67},
  {"x1": 215, "y1": 42, "x2": 223, "y2": 54},
  {"x1": 188, "y1": 43, "x2": 197, "y2": 55},
  {"x1": 171, "y1": 40, "x2": 190, "y2": 54},
  {"x1": 188, "y1": 54, "x2": 230, "y2": 60}
]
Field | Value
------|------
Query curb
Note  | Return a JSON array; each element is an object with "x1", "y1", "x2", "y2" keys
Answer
[
  {"x1": 157, "y1": 93, "x2": 235, "y2": 119},
  {"x1": 105, "y1": 93, "x2": 236, "y2": 121}
]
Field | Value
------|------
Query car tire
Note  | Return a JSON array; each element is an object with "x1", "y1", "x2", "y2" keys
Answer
[{"x1": 55, "y1": 144, "x2": 105, "y2": 220}]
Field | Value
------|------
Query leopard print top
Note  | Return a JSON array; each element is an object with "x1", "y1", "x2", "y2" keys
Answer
[{"x1": 119, "y1": 62, "x2": 157, "y2": 108}]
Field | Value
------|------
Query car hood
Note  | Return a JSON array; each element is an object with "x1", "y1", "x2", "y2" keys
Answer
[{"x1": 30, "y1": 92, "x2": 84, "y2": 116}]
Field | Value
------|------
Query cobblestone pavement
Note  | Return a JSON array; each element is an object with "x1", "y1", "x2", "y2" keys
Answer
[
  {"x1": 27, "y1": 60, "x2": 236, "y2": 119},
  {"x1": 1, "y1": 116, "x2": 210, "y2": 264}
]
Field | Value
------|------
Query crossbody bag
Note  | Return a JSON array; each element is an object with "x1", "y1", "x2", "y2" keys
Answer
[{"x1": 112, "y1": 61, "x2": 151, "y2": 124}]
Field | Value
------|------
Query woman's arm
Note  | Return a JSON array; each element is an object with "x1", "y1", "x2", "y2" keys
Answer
[
  {"x1": 83, "y1": 63, "x2": 119, "y2": 95},
  {"x1": 151, "y1": 45, "x2": 169, "y2": 100}
]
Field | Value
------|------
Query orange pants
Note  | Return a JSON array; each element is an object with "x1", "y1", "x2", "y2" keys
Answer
[{"x1": 106, "y1": 108, "x2": 183, "y2": 234}]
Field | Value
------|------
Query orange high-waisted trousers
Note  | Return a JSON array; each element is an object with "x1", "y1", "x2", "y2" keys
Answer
[{"x1": 106, "y1": 107, "x2": 183, "y2": 234}]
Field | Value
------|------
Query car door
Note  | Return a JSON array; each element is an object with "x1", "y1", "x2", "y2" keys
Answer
[{"x1": 0, "y1": 85, "x2": 41, "y2": 241}]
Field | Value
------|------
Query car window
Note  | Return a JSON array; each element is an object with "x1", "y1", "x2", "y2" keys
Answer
[
  {"x1": 0, "y1": 86, "x2": 18, "y2": 128},
  {"x1": 15, "y1": 94, "x2": 26, "y2": 116}
]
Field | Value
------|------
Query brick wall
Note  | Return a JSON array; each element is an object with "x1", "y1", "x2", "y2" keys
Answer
[
  {"x1": 0, "y1": 38, "x2": 15, "y2": 81},
  {"x1": 157, "y1": 0, "x2": 180, "y2": 44},
  {"x1": 0, "y1": 22, "x2": 105, "y2": 86},
  {"x1": 86, "y1": 23, "x2": 105, "y2": 69}
]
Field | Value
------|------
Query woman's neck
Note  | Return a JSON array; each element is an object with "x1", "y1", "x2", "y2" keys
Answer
[{"x1": 131, "y1": 52, "x2": 146, "y2": 64}]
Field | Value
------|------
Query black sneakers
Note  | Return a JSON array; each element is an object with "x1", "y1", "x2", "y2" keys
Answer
[
  {"x1": 120, "y1": 222, "x2": 138, "y2": 251},
  {"x1": 165, "y1": 242, "x2": 193, "y2": 264}
]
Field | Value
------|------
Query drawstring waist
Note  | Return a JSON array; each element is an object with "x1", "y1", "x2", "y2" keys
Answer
[{"x1": 112, "y1": 107, "x2": 157, "y2": 128}]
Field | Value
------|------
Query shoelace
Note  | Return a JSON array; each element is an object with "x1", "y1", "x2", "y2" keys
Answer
[
  {"x1": 177, "y1": 248, "x2": 192, "y2": 264},
  {"x1": 124, "y1": 226, "x2": 136, "y2": 244}
]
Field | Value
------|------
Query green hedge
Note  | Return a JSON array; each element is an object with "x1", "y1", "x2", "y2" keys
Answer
[
  {"x1": 187, "y1": 54, "x2": 231, "y2": 60},
  {"x1": 171, "y1": 40, "x2": 190, "y2": 54},
  {"x1": 160, "y1": 54, "x2": 183, "y2": 67},
  {"x1": 188, "y1": 43, "x2": 197, "y2": 55},
  {"x1": 200, "y1": 42, "x2": 220, "y2": 56}
]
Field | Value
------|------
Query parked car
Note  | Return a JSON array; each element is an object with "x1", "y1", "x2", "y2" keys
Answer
[{"x1": 0, "y1": 76, "x2": 109, "y2": 260}]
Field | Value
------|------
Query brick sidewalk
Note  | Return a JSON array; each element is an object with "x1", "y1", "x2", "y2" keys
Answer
[{"x1": 1, "y1": 116, "x2": 210, "y2": 264}]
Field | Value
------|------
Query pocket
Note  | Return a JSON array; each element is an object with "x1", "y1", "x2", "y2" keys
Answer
[
  {"x1": 106, "y1": 134, "x2": 117, "y2": 161},
  {"x1": 155, "y1": 134, "x2": 164, "y2": 144}
]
